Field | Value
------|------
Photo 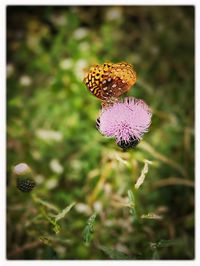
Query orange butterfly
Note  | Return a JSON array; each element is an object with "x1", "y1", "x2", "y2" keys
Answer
[{"x1": 84, "y1": 62, "x2": 136, "y2": 105}]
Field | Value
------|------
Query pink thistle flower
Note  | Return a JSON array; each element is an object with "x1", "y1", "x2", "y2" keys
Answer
[{"x1": 96, "y1": 97, "x2": 152, "y2": 150}]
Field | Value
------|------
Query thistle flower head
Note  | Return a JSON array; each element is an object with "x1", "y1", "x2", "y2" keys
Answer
[
  {"x1": 13, "y1": 163, "x2": 31, "y2": 176},
  {"x1": 96, "y1": 97, "x2": 152, "y2": 149}
]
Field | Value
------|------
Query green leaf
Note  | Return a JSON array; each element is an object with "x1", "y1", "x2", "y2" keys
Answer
[
  {"x1": 156, "y1": 239, "x2": 180, "y2": 248},
  {"x1": 54, "y1": 202, "x2": 76, "y2": 222},
  {"x1": 99, "y1": 246, "x2": 131, "y2": 260},
  {"x1": 127, "y1": 190, "x2": 137, "y2": 221},
  {"x1": 40, "y1": 207, "x2": 61, "y2": 234},
  {"x1": 150, "y1": 239, "x2": 180, "y2": 249},
  {"x1": 83, "y1": 213, "x2": 97, "y2": 246},
  {"x1": 150, "y1": 239, "x2": 180, "y2": 259},
  {"x1": 32, "y1": 194, "x2": 59, "y2": 212},
  {"x1": 152, "y1": 248, "x2": 160, "y2": 260}
]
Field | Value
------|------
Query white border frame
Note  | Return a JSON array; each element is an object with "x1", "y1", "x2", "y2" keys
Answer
[{"x1": 1, "y1": 1, "x2": 199, "y2": 266}]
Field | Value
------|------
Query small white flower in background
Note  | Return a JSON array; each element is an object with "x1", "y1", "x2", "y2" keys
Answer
[
  {"x1": 104, "y1": 220, "x2": 114, "y2": 227},
  {"x1": 50, "y1": 14, "x2": 67, "y2": 26},
  {"x1": 7, "y1": 64, "x2": 15, "y2": 77},
  {"x1": 26, "y1": 36, "x2": 39, "y2": 50},
  {"x1": 104, "y1": 183, "x2": 112, "y2": 194},
  {"x1": 71, "y1": 159, "x2": 82, "y2": 170},
  {"x1": 59, "y1": 58, "x2": 73, "y2": 70},
  {"x1": 75, "y1": 203, "x2": 91, "y2": 214},
  {"x1": 31, "y1": 150, "x2": 42, "y2": 160},
  {"x1": 13, "y1": 163, "x2": 31, "y2": 175},
  {"x1": 73, "y1": 28, "x2": 88, "y2": 40},
  {"x1": 105, "y1": 7, "x2": 122, "y2": 21},
  {"x1": 19, "y1": 75, "x2": 32, "y2": 86},
  {"x1": 36, "y1": 129, "x2": 63, "y2": 142},
  {"x1": 75, "y1": 59, "x2": 88, "y2": 80},
  {"x1": 35, "y1": 174, "x2": 45, "y2": 184},
  {"x1": 45, "y1": 178, "x2": 58, "y2": 189},
  {"x1": 79, "y1": 42, "x2": 90, "y2": 52},
  {"x1": 49, "y1": 159, "x2": 63, "y2": 174},
  {"x1": 93, "y1": 201, "x2": 103, "y2": 213},
  {"x1": 56, "y1": 246, "x2": 66, "y2": 255}
]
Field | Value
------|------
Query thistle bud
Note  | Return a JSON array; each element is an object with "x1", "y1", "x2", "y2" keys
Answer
[
  {"x1": 16, "y1": 178, "x2": 35, "y2": 192},
  {"x1": 13, "y1": 163, "x2": 35, "y2": 192}
]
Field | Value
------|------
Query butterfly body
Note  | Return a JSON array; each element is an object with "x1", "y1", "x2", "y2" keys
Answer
[{"x1": 84, "y1": 62, "x2": 136, "y2": 104}]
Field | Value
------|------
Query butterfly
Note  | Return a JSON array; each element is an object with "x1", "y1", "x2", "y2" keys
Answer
[{"x1": 83, "y1": 62, "x2": 136, "y2": 105}]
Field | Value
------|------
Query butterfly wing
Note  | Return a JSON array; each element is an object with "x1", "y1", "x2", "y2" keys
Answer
[
  {"x1": 84, "y1": 63, "x2": 112, "y2": 100},
  {"x1": 101, "y1": 62, "x2": 136, "y2": 99},
  {"x1": 84, "y1": 62, "x2": 136, "y2": 101}
]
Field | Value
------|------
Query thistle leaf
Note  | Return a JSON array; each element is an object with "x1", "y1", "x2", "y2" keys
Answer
[
  {"x1": 55, "y1": 202, "x2": 76, "y2": 222},
  {"x1": 83, "y1": 213, "x2": 97, "y2": 245}
]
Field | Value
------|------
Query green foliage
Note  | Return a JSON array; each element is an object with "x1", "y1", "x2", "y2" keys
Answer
[
  {"x1": 127, "y1": 190, "x2": 137, "y2": 221},
  {"x1": 83, "y1": 213, "x2": 97, "y2": 246},
  {"x1": 150, "y1": 239, "x2": 181, "y2": 249},
  {"x1": 152, "y1": 248, "x2": 160, "y2": 260},
  {"x1": 40, "y1": 207, "x2": 61, "y2": 234},
  {"x1": 99, "y1": 245, "x2": 131, "y2": 260},
  {"x1": 150, "y1": 239, "x2": 181, "y2": 260},
  {"x1": 33, "y1": 195, "x2": 75, "y2": 234},
  {"x1": 54, "y1": 202, "x2": 76, "y2": 222},
  {"x1": 7, "y1": 6, "x2": 194, "y2": 260}
]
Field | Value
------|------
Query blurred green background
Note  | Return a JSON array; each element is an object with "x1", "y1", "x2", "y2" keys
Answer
[{"x1": 7, "y1": 6, "x2": 194, "y2": 260}]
